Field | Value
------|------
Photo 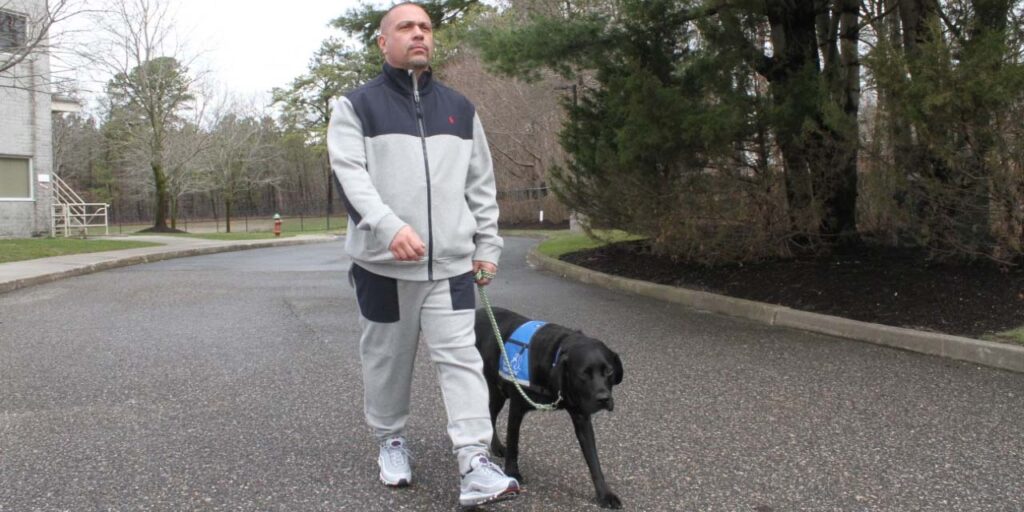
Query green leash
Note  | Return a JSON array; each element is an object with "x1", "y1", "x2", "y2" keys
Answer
[{"x1": 475, "y1": 269, "x2": 563, "y2": 412}]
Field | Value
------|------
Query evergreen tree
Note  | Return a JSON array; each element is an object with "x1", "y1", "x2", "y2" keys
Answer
[
  {"x1": 331, "y1": 0, "x2": 481, "y2": 47},
  {"x1": 105, "y1": 56, "x2": 196, "y2": 231},
  {"x1": 865, "y1": 0, "x2": 1024, "y2": 261},
  {"x1": 476, "y1": 0, "x2": 863, "y2": 260},
  {"x1": 475, "y1": 0, "x2": 860, "y2": 258}
]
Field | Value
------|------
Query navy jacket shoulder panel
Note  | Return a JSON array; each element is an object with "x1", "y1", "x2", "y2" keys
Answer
[
  {"x1": 345, "y1": 76, "x2": 419, "y2": 138},
  {"x1": 423, "y1": 81, "x2": 475, "y2": 140},
  {"x1": 345, "y1": 74, "x2": 476, "y2": 140}
]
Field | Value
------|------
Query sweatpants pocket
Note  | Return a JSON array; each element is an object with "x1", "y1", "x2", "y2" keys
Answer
[
  {"x1": 350, "y1": 263, "x2": 400, "y2": 323},
  {"x1": 448, "y1": 271, "x2": 476, "y2": 311}
]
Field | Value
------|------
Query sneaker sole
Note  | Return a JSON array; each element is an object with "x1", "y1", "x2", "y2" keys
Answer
[
  {"x1": 459, "y1": 486, "x2": 521, "y2": 507},
  {"x1": 380, "y1": 473, "x2": 411, "y2": 488}
]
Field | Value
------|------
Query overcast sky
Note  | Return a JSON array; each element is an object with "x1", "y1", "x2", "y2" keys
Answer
[
  {"x1": 54, "y1": 0, "x2": 372, "y2": 107},
  {"x1": 173, "y1": 0, "x2": 365, "y2": 101}
]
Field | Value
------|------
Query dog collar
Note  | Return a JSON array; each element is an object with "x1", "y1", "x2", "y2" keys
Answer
[{"x1": 551, "y1": 345, "x2": 563, "y2": 368}]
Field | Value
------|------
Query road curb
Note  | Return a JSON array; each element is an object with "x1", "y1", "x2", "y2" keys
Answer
[
  {"x1": 527, "y1": 247, "x2": 1024, "y2": 374},
  {"x1": 0, "y1": 236, "x2": 336, "y2": 296}
]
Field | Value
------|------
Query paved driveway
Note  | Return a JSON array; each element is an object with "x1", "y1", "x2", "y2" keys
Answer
[{"x1": 1, "y1": 238, "x2": 1022, "y2": 511}]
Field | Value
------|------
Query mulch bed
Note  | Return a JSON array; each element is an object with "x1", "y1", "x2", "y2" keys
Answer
[{"x1": 561, "y1": 241, "x2": 1024, "y2": 338}]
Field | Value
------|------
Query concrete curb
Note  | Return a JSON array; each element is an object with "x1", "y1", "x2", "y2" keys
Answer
[
  {"x1": 0, "y1": 236, "x2": 336, "y2": 296},
  {"x1": 528, "y1": 247, "x2": 1024, "y2": 374}
]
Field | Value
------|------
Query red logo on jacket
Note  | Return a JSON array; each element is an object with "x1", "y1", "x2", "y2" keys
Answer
[{"x1": 448, "y1": 115, "x2": 456, "y2": 125}]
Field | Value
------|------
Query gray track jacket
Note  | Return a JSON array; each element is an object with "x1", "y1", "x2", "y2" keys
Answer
[{"x1": 328, "y1": 63, "x2": 503, "y2": 281}]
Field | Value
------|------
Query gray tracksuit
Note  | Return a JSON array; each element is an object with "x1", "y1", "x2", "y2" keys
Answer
[
  {"x1": 329, "y1": 63, "x2": 503, "y2": 282},
  {"x1": 328, "y1": 63, "x2": 502, "y2": 474}
]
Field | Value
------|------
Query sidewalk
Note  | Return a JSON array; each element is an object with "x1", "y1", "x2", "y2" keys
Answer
[{"x1": 0, "y1": 234, "x2": 337, "y2": 295}]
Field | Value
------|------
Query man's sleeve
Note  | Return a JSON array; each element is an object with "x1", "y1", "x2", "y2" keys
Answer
[
  {"x1": 327, "y1": 96, "x2": 406, "y2": 245},
  {"x1": 465, "y1": 112, "x2": 504, "y2": 265}
]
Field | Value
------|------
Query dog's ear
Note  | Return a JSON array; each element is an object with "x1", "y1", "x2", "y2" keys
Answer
[
  {"x1": 609, "y1": 350, "x2": 623, "y2": 385},
  {"x1": 553, "y1": 354, "x2": 573, "y2": 403}
]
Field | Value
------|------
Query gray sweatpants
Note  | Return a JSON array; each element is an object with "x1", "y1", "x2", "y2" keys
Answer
[{"x1": 351, "y1": 263, "x2": 492, "y2": 475}]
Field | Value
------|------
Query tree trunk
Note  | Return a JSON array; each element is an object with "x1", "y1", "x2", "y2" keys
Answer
[
  {"x1": 148, "y1": 117, "x2": 172, "y2": 231},
  {"x1": 152, "y1": 162, "x2": 170, "y2": 230},
  {"x1": 764, "y1": 0, "x2": 824, "y2": 243},
  {"x1": 822, "y1": 0, "x2": 861, "y2": 243},
  {"x1": 764, "y1": 0, "x2": 859, "y2": 246},
  {"x1": 170, "y1": 195, "x2": 177, "y2": 230},
  {"x1": 898, "y1": 0, "x2": 935, "y2": 54},
  {"x1": 225, "y1": 196, "x2": 233, "y2": 233}
]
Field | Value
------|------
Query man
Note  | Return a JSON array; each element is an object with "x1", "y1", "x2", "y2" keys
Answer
[{"x1": 326, "y1": 2, "x2": 519, "y2": 507}]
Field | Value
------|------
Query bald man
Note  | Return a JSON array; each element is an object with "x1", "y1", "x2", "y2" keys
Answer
[{"x1": 327, "y1": 2, "x2": 518, "y2": 507}]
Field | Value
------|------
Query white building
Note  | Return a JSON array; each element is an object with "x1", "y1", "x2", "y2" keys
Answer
[{"x1": 0, "y1": 0, "x2": 55, "y2": 237}]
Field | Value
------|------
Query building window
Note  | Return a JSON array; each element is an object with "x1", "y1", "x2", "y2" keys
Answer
[
  {"x1": 0, "y1": 157, "x2": 32, "y2": 200},
  {"x1": 0, "y1": 10, "x2": 27, "y2": 51}
]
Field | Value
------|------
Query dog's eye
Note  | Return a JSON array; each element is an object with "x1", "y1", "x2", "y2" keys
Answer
[{"x1": 601, "y1": 366, "x2": 613, "y2": 377}]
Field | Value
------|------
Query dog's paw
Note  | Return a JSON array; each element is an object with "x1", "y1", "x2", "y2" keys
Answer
[
  {"x1": 597, "y1": 491, "x2": 622, "y2": 509},
  {"x1": 505, "y1": 468, "x2": 524, "y2": 483}
]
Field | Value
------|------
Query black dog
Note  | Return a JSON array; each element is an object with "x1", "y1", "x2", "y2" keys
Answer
[{"x1": 474, "y1": 307, "x2": 624, "y2": 509}]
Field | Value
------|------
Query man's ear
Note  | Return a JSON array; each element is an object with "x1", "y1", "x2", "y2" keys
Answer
[{"x1": 610, "y1": 350, "x2": 623, "y2": 385}]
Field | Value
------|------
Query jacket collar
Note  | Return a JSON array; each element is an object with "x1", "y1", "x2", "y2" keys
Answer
[{"x1": 382, "y1": 62, "x2": 434, "y2": 96}]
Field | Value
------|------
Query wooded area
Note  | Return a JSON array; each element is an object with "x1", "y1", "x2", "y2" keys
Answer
[{"x1": 51, "y1": 0, "x2": 1024, "y2": 262}]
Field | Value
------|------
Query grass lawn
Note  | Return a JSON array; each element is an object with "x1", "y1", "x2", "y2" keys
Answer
[
  {"x1": 535, "y1": 230, "x2": 644, "y2": 258},
  {"x1": 98, "y1": 215, "x2": 348, "y2": 236},
  {"x1": 984, "y1": 327, "x2": 1024, "y2": 346},
  {"x1": 502, "y1": 228, "x2": 568, "y2": 239},
  {"x1": 0, "y1": 238, "x2": 162, "y2": 264}
]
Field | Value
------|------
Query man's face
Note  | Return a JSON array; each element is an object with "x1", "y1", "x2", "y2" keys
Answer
[{"x1": 378, "y1": 4, "x2": 434, "y2": 70}]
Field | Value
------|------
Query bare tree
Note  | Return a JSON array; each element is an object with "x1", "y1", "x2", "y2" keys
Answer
[
  {"x1": 0, "y1": 0, "x2": 93, "y2": 92},
  {"x1": 200, "y1": 97, "x2": 282, "y2": 232},
  {"x1": 441, "y1": 49, "x2": 570, "y2": 224}
]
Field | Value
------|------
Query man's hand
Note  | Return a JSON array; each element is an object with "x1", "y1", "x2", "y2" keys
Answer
[
  {"x1": 473, "y1": 260, "x2": 497, "y2": 286},
  {"x1": 389, "y1": 225, "x2": 426, "y2": 261}
]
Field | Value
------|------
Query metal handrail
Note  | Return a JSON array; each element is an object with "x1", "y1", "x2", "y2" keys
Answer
[
  {"x1": 48, "y1": 175, "x2": 110, "y2": 237},
  {"x1": 51, "y1": 174, "x2": 86, "y2": 205}
]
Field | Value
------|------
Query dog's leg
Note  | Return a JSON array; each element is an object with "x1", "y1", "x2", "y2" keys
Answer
[
  {"x1": 569, "y1": 412, "x2": 622, "y2": 509},
  {"x1": 488, "y1": 390, "x2": 507, "y2": 457},
  {"x1": 503, "y1": 398, "x2": 530, "y2": 482}
]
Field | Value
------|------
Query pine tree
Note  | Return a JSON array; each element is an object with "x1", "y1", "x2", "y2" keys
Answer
[{"x1": 476, "y1": 0, "x2": 863, "y2": 260}]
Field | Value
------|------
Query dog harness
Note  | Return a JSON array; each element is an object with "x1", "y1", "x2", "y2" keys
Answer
[{"x1": 498, "y1": 320, "x2": 549, "y2": 387}]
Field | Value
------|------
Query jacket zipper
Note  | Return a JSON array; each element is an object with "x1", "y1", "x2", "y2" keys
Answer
[{"x1": 410, "y1": 70, "x2": 434, "y2": 281}]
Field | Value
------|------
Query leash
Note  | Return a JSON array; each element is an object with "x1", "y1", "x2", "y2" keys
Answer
[{"x1": 475, "y1": 269, "x2": 563, "y2": 412}]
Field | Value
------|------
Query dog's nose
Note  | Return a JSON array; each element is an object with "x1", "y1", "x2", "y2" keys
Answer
[{"x1": 597, "y1": 396, "x2": 614, "y2": 411}]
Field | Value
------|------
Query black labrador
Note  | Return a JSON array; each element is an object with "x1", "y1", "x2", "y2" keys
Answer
[{"x1": 474, "y1": 307, "x2": 624, "y2": 509}]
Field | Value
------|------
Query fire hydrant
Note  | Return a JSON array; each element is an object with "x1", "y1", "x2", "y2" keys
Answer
[{"x1": 273, "y1": 213, "x2": 282, "y2": 237}]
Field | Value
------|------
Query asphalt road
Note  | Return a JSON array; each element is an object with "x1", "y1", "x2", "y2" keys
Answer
[{"x1": 2, "y1": 237, "x2": 1022, "y2": 511}]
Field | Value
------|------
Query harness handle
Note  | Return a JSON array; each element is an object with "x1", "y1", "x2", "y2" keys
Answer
[{"x1": 475, "y1": 270, "x2": 563, "y2": 412}]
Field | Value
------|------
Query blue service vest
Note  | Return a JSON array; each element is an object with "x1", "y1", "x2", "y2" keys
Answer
[{"x1": 499, "y1": 321, "x2": 548, "y2": 387}]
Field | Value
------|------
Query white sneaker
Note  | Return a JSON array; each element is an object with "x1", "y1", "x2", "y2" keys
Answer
[
  {"x1": 378, "y1": 436, "x2": 412, "y2": 487},
  {"x1": 459, "y1": 454, "x2": 520, "y2": 507}
]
